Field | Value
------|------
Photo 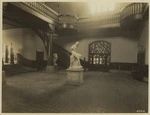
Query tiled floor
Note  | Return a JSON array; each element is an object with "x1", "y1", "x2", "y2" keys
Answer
[{"x1": 2, "y1": 70, "x2": 148, "y2": 113}]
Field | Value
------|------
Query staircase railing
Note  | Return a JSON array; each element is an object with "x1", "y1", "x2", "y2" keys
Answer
[
  {"x1": 17, "y1": 53, "x2": 47, "y2": 68},
  {"x1": 120, "y1": 3, "x2": 147, "y2": 20},
  {"x1": 34, "y1": 29, "x2": 86, "y2": 68},
  {"x1": 33, "y1": 29, "x2": 49, "y2": 56},
  {"x1": 53, "y1": 43, "x2": 86, "y2": 68},
  {"x1": 53, "y1": 43, "x2": 70, "y2": 68}
]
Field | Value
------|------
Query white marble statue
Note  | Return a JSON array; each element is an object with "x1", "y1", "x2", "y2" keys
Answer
[
  {"x1": 53, "y1": 53, "x2": 58, "y2": 66},
  {"x1": 69, "y1": 42, "x2": 82, "y2": 69}
]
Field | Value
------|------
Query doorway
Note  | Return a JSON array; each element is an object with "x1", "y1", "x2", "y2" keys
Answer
[{"x1": 36, "y1": 50, "x2": 44, "y2": 71}]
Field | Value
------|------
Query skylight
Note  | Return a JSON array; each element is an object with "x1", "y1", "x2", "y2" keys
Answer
[{"x1": 89, "y1": 2, "x2": 115, "y2": 15}]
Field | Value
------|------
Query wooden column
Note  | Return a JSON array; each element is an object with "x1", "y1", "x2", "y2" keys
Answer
[
  {"x1": 10, "y1": 43, "x2": 14, "y2": 64},
  {"x1": 5, "y1": 45, "x2": 8, "y2": 63},
  {"x1": 46, "y1": 32, "x2": 57, "y2": 73},
  {"x1": 47, "y1": 32, "x2": 53, "y2": 66},
  {"x1": 50, "y1": 34, "x2": 53, "y2": 62}
]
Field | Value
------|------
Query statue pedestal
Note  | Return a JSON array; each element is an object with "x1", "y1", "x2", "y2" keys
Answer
[
  {"x1": 66, "y1": 68, "x2": 84, "y2": 85},
  {"x1": 2, "y1": 71, "x2": 6, "y2": 86},
  {"x1": 46, "y1": 65, "x2": 57, "y2": 73}
]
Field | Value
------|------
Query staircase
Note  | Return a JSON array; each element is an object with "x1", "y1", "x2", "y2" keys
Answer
[
  {"x1": 33, "y1": 28, "x2": 86, "y2": 69},
  {"x1": 4, "y1": 64, "x2": 36, "y2": 76},
  {"x1": 53, "y1": 43, "x2": 71, "y2": 68},
  {"x1": 53, "y1": 43, "x2": 86, "y2": 69}
]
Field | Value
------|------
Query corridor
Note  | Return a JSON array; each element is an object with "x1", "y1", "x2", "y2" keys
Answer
[{"x1": 2, "y1": 70, "x2": 148, "y2": 113}]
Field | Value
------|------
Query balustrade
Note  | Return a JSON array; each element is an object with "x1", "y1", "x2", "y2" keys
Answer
[
  {"x1": 22, "y1": 2, "x2": 58, "y2": 20},
  {"x1": 120, "y1": 3, "x2": 144, "y2": 20},
  {"x1": 53, "y1": 43, "x2": 85, "y2": 68},
  {"x1": 11, "y1": 2, "x2": 148, "y2": 30}
]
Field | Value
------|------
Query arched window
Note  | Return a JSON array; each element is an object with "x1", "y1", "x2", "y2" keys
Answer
[{"x1": 89, "y1": 41, "x2": 111, "y2": 66}]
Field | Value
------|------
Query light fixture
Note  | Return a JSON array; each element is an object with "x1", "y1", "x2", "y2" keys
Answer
[{"x1": 57, "y1": 3, "x2": 79, "y2": 35}]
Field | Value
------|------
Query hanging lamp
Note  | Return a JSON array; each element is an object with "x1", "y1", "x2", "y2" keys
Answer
[{"x1": 57, "y1": 3, "x2": 79, "y2": 35}]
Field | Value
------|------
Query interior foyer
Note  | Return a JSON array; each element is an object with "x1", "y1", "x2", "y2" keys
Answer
[{"x1": 2, "y1": 2, "x2": 149, "y2": 113}]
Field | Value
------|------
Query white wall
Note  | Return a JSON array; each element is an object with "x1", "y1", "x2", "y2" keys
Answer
[
  {"x1": 138, "y1": 20, "x2": 149, "y2": 65},
  {"x1": 3, "y1": 28, "x2": 47, "y2": 60},
  {"x1": 54, "y1": 36, "x2": 138, "y2": 63},
  {"x1": 2, "y1": 28, "x2": 24, "y2": 55},
  {"x1": 3, "y1": 28, "x2": 140, "y2": 64}
]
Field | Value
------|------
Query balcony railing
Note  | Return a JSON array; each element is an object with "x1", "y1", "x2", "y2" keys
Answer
[
  {"x1": 120, "y1": 3, "x2": 146, "y2": 20},
  {"x1": 8, "y1": 2, "x2": 148, "y2": 30},
  {"x1": 21, "y1": 2, "x2": 120, "y2": 27},
  {"x1": 22, "y1": 2, "x2": 58, "y2": 20}
]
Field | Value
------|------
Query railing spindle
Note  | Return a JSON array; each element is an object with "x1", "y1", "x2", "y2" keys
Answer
[{"x1": 120, "y1": 3, "x2": 146, "y2": 21}]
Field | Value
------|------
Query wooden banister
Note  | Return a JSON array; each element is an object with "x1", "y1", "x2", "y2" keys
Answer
[
  {"x1": 53, "y1": 43, "x2": 86, "y2": 68},
  {"x1": 120, "y1": 3, "x2": 147, "y2": 20}
]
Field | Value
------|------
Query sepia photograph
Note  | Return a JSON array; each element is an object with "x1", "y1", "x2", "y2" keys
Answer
[{"x1": 1, "y1": 0, "x2": 149, "y2": 113}]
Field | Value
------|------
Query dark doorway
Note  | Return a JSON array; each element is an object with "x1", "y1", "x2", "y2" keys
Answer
[
  {"x1": 36, "y1": 50, "x2": 44, "y2": 71},
  {"x1": 89, "y1": 40, "x2": 111, "y2": 71}
]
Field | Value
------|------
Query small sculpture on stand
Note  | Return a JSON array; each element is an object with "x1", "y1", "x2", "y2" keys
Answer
[
  {"x1": 69, "y1": 42, "x2": 83, "y2": 69},
  {"x1": 53, "y1": 53, "x2": 58, "y2": 66}
]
